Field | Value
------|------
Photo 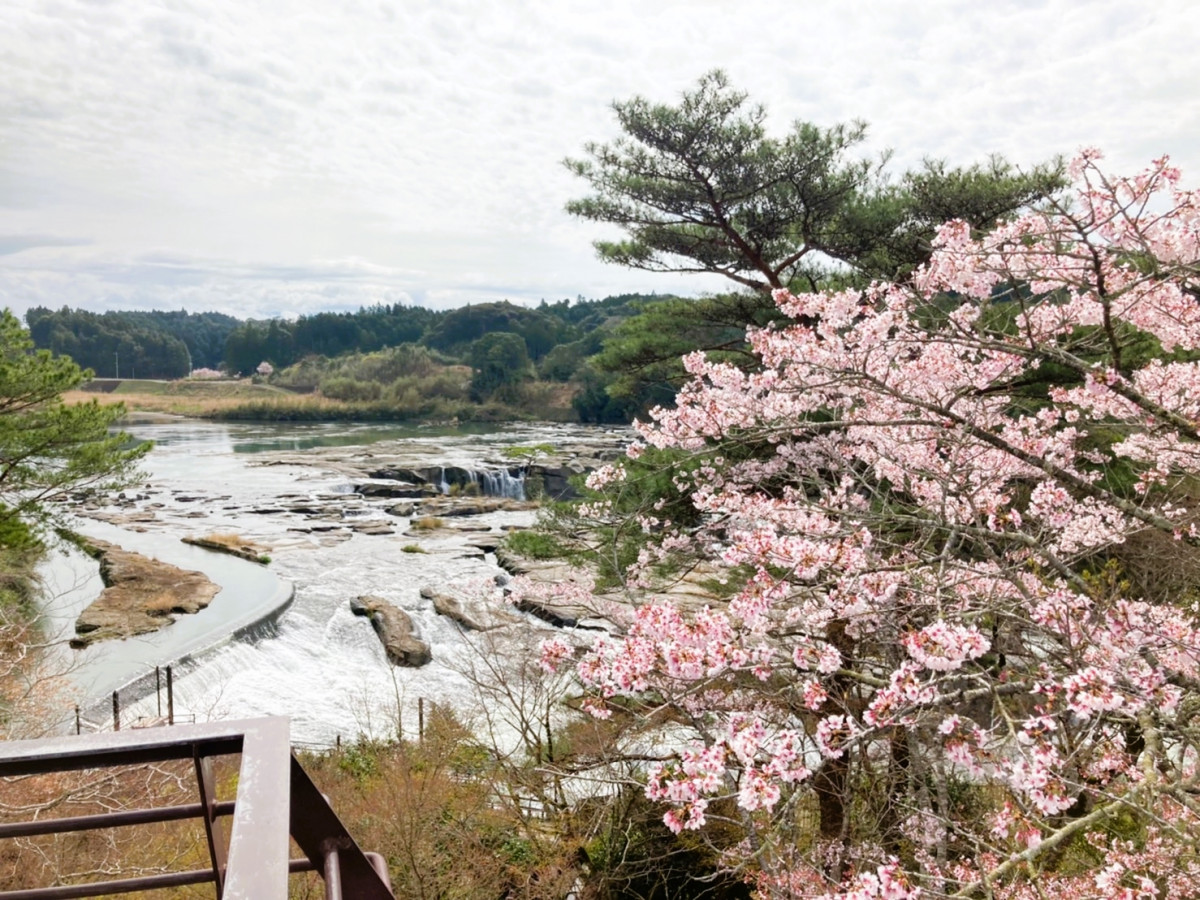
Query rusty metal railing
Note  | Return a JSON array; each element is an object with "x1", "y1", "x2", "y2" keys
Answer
[{"x1": 0, "y1": 717, "x2": 393, "y2": 900}]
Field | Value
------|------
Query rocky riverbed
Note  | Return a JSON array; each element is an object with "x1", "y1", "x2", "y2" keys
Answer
[
  {"x1": 65, "y1": 424, "x2": 647, "y2": 638},
  {"x1": 45, "y1": 420, "x2": 641, "y2": 744},
  {"x1": 71, "y1": 425, "x2": 630, "y2": 540}
]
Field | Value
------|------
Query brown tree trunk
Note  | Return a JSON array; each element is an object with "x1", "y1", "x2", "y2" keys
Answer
[{"x1": 814, "y1": 620, "x2": 856, "y2": 876}]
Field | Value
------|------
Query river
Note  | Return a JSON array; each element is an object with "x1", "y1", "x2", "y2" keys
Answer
[{"x1": 36, "y1": 419, "x2": 616, "y2": 746}]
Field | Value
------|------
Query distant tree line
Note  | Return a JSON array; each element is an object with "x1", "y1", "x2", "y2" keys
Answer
[
  {"x1": 25, "y1": 307, "x2": 240, "y2": 379},
  {"x1": 219, "y1": 296, "x2": 651, "y2": 374},
  {"x1": 221, "y1": 303, "x2": 439, "y2": 375},
  {"x1": 23, "y1": 294, "x2": 674, "y2": 422}
]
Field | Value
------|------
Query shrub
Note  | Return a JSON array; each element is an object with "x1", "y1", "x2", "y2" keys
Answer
[
  {"x1": 503, "y1": 529, "x2": 568, "y2": 560},
  {"x1": 318, "y1": 377, "x2": 382, "y2": 402}
]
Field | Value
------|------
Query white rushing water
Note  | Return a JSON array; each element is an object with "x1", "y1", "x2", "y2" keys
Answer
[{"x1": 39, "y1": 420, "x2": 600, "y2": 746}]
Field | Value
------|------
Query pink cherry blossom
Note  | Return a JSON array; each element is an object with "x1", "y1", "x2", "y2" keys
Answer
[{"x1": 549, "y1": 154, "x2": 1200, "y2": 897}]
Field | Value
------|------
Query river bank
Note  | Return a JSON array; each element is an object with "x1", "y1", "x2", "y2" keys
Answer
[{"x1": 65, "y1": 373, "x2": 582, "y2": 423}]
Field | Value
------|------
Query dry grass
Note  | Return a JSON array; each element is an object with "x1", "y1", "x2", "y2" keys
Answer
[
  {"x1": 196, "y1": 531, "x2": 257, "y2": 551},
  {"x1": 62, "y1": 375, "x2": 580, "y2": 422},
  {"x1": 184, "y1": 532, "x2": 270, "y2": 563},
  {"x1": 142, "y1": 593, "x2": 196, "y2": 614},
  {"x1": 61, "y1": 384, "x2": 356, "y2": 419}
]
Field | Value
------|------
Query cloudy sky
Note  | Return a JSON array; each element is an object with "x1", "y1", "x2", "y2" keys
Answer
[{"x1": 2, "y1": 0, "x2": 1198, "y2": 322}]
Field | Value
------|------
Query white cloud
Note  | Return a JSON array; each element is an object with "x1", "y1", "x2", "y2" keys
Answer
[{"x1": 2, "y1": 0, "x2": 1199, "y2": 319}]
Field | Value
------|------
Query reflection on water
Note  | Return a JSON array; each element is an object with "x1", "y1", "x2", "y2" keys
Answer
[
  {"x1": 128, "y1": 419, "x2": 593, "y2": 457},
  {"x1": 227, "y1": 422, "x2": 501, "y2": 454}
]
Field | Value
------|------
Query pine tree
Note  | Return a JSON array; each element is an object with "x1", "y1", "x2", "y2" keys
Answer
[{"x1": 0, "y1": 309, "x2": 149, "y2": 538}]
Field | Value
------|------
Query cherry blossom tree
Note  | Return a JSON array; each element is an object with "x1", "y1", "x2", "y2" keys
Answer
[{"x1": 535, "y1": 152, "x2": 1200, "y2": 898}]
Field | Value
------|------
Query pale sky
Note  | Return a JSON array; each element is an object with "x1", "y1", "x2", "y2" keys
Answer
[{"x1": 2, "y1": 0, "x2": 1197, "y2": 321}]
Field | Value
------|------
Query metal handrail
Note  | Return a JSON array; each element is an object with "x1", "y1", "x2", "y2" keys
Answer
[
  {"x1": 0, "y1": 800, "x2": 237, "y2": 839},
  {"x1": 0, "y1": 717, "x2": 393, "y2": 900}
]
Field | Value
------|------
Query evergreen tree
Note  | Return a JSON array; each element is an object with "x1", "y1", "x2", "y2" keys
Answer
[
  {"x1": 567, "y1": 71, "x2": 1066, "y2": 412},
  {"x1": 469, "y1": 332, "x2": 532, "y2": 402},
  {"x1": 0, "y1": 310, "x2": 149, "y2": 535},
  {"x1": 24, "y1": 307, "x2": 193, "y2": 379},
  {"x1": 567, "y1": 70, "x2": 1063, "y2": 291}
]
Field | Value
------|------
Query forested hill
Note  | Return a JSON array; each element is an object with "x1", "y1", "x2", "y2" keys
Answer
[
  {"x1": 23, "y1": 294, "x2": 673, "y2": 388},
  {"x1": 222, "y1": 294, "x2": 658, "y2": 374},
  {"x1": 25, "y1": 307, "x2": 241, "y2": 378}
]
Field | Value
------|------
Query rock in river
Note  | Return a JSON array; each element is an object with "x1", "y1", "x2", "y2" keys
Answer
[
  {"x1": 72, "y1": 540, "x2": 221, "y2": 648},
  {"x1": 421, "y1": 585, "x2": 524, "y2": 632},
  {"x1": 182, "y1": 533, "x2": 270, "y2": 563},
  {"x1": 349, "y1": 595, "x2": 432, "y2": 667}
]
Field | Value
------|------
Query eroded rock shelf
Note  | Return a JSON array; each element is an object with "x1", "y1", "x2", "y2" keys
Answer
[{"x1": 72, "y1": 540, "x2": 221, "y2": 648}]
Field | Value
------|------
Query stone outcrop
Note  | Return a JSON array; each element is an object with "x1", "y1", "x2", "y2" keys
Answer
[
  {"x1": 73, "y1": 540, "x2": 221, "y2": 648},
  {"x1": 367, "y1": 465, "x2": 445, "y2": 484},
  {"x1": 492, "y1": 545, "x2": 531, "y2": 575},
  {"x1": 466, "y1": 533, "x2": 503, "y2": 552},
  {"x1": 356, "y1": 482, "x2": 437, "y2": 499},
  {"x1": 349, "y1": 595, "x2": 432, "y2": 667},
  {"x1": 494, "y1": 544, "x2": 723, "y2": 633},
  {"x1": 350, "y1": 522, "x2": 395, "y2": 535},
  {"x1": 415, "y1": 497, "x2": 535, "y2": 518},
  {"x1": 422, "y1": 586, "x2": 524, "y2": 632},
  {"x1": 181, "y1": 534, "x2": 269, "y2": 563},
  {"x1": 528, "y1": 461, "x2": 587, "y2": 500},
  {"x1": 235, "y1": 428, "x2": 634, "y2": 524}
]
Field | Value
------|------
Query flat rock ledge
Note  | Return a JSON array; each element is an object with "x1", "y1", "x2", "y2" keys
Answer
[
  {"x1": 349, "y1": 595, "x2": 432, "y2": 667},
  {"x1": 493, "y1": 545, "x2": 724, "y2": 633},
  {"x1": 72, "y1": 539, "x2": 221, "y2": 648},
  {"x1": 181, "y1": 535, "x2": 269, "y2": 563},
  {"x1": 422, "y1": 586, "x2": 525, "y2": 632}
]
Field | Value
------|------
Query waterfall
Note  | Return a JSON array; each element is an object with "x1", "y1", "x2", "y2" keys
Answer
[
  {"x1": 479, "y1": 468, "x2": 525, "y2": 500},
  {"x1": 446, "y1": 466, "x2": 525, "y2": 500}
]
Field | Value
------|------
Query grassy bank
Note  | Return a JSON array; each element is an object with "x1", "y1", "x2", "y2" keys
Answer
[
  {"x1": 65, "y1": 378, "x2": 579, "y2": 423},
  {"x1": 66, "y1": 378, "x2": 308, "y2": 418}
]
